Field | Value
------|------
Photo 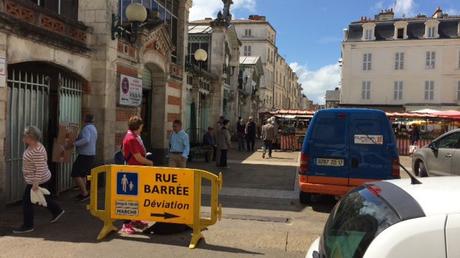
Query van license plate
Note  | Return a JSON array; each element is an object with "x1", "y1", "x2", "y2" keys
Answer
[{"x1": 317, "y1": 158, "x2": 344, "y2": 167}]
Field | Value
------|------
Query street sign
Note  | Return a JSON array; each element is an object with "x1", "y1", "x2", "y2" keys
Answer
[
  {"x1": 110, "y1": 168, "x2": 195, "y2": 224},
  {"x1": 87, "y1": 165, "x2": 223, "y2": 249}
]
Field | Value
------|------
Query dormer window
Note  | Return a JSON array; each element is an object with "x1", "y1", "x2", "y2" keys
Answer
[
  {"x1": 361, "y1": 23, "x2": 376, "y2": 41},
  {"x1": 424, "y1": 20, "x2": 440, "y2": 39},
  {"x1": 394, "y1": 21, "x2": 408, "y2": 40}
]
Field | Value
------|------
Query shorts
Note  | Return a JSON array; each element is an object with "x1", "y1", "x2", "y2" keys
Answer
[{"x1": 71, "y1": 155, "x2": 95, "y2": 178}]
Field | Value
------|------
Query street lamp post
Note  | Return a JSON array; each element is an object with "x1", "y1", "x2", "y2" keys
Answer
[
  {"x1": 112, "y1": 3, "x2": 163, "y2": 44},
  {"x1": 194, "y1": 49, "x2": 208, "y2": 71}
]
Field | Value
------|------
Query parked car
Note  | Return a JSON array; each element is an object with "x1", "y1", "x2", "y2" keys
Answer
[
  {"x1": 412, "y1": 129, "x2": 460, "y2": 177},
  {"x1": 306, "y1": 177, "x2": 460, "y2": 258},
  {"x1": 298, "y1": 109, "x2": 399, "y2": 203}
]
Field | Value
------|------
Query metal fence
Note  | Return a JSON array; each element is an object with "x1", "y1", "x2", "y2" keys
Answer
[
  {"x1": 6, "y1": 70, "x2": 50, "y2": 202},
  {"x1": 56, "y1": 73, "x2": 82, "y2": 193}
]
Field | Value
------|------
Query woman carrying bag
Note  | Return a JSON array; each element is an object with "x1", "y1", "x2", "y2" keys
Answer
[{"x1": 13, "y1": 126, "x2": 64, "y2": 234}]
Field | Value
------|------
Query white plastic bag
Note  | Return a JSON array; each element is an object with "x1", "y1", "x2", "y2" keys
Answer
[{"x1": 30, "y1": 187, "x2": 51, "y2": 207}]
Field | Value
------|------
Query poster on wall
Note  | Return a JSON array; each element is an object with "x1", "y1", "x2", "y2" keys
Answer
[{"x1": 119, "y1": 74, "x2": 143, "y2": 106}]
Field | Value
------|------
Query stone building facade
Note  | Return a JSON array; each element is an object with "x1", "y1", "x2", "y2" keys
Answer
[
  {"x1": 341, "y1": 8, "x2": 460, "y2": 111},
  {"x1": 233, "y1": 15, "x2": 302, "y2": 115},
  {"x1": 0, "y1": 0, "x2": 191, "y2": 205},
  {"x1": 232, "y1": 15, "x2": 277, "y2": 113},
  {"x1": 186, "y1": 16, "x2": 240, "y2": 141}
]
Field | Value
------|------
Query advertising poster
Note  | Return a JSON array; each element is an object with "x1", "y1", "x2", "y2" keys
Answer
[{"x1": 119, "y1": 74, "x2": 143, "y2": 106}]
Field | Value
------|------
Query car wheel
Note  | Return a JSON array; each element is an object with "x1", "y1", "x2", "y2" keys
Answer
[
  {"x1": 299, "y1": 191, "x2": 311, "y2": 204},
  {"x1": 415, "y1": 160, "x2": 428, "y2": 177}
]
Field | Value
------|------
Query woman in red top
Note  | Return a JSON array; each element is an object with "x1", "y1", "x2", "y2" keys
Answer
[
  {"x1": 122, "y1": 116, "x2": 153, "y2": 166},
  {"x1": 121, "y1": 116, "x2": 152, "y2": 234}
]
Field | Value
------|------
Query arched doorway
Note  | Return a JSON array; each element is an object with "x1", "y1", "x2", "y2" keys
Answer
[
  {"x1": 6, "y1": 62, "x2": 85, "y2": 202},
  {"x1": 143, "y1": 62, "x2": 168, "y2": 164}
]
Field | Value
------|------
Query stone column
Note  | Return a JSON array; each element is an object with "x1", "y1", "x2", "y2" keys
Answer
[{"x1": 79, "y1": 0, "x2": 119, "y2": 163}]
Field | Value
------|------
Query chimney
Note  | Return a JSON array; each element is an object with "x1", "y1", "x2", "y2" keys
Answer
[
  {"x1": 248, "y1": 15, "x2": 266, "y2": 21},
  {"x1": 433, "y1": 7, "x2": 443, "y2": 18},
  {"x1": 343, "y1": 28, "x2": 349, "y2": 40},
  {"x1": 376, "y1": 8, "x2": 394, "y2": 21}
]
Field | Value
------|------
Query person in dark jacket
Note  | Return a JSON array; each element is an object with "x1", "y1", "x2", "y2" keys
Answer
[
  {"x1": 203, "y1": 127, "x2": 216, "y2": 162},
  {"x1": 245, "y1": 117, "x2": 257, "y2": 152},
  {"x1": 236, "y1": 117, "x2": 246, "y2": 152}
]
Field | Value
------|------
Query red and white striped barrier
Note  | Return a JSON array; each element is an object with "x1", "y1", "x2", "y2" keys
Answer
[{"x1": 280, "y1": 135, "x2": 302, "y2": 151}]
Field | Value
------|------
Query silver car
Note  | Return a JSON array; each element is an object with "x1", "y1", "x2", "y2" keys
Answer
[{"x1": 412, "y1": 129, "x2": 460, "y2": 177}]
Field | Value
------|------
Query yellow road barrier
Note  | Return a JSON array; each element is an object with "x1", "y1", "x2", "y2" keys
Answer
[{"x1": 87, "y1": 165, "x2": 223, "y2": 249}]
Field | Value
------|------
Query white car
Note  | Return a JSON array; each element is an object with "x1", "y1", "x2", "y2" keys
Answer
[{"x1": 306, "y1": 177, "x2": 460, "y2": 258}]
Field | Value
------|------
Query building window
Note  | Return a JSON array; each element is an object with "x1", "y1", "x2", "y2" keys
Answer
[
  {"x1": 457, "y1": 81, "x2": 460, "y2": 101},
  {"x1": 244, "y1": 29, "x2": 252, "y2": 37},
  {"x1": 427, "y1": 26, "x2": 436, "y2": 38},
  {"x1": 425, "y1": 51, "x2": 436, "y2": 69},
  {"x1": 458, "y1": 50, "x2": 460, "y2": 69},
  {"x1": 395, "y1": 52, "x2": 404, "y2": 70},
  {"x1": 120, "y1": 0, "x2": 180, "y2": 62},
  {"x1": 397, "y1": 28, "x2": 404, "y2": 39},
  {"x1": 393, "y1": 81, "x2": 403, "y2": 100},
  {"x1": 364, "y1": 29, "x2": 374, "y2": 40},
  {"x1": 424, "y1": 81, "x2": 434, "y2": 100},
  {"x1": 29, "y1": 0, "x2": 79, "y2": 20},
  {"x1": 363, "y1": 53, "x2": 372, "y2": 71},
  {"x1": 244, "y1": 45, "x2": 252, "y2": 56},
  {"x1": 361, "y1": 81, "x2": 371, "y2": 100}
]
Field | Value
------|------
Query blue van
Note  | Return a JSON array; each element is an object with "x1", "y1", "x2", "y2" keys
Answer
[{"x1": 298, "y1": 108, "x2": 400, "y2": 203}]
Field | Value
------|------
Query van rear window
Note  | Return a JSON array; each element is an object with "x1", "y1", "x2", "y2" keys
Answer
[
  {"x1": 311, "y1": 117, "x2": 346, "y2": 145},
  {"x1": 351, "y1": 119, "x2": 382, "y2": 135}
]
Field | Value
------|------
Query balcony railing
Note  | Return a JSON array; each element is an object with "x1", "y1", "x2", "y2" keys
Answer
[{"x1": 1, "y1": 0, "x2": 91, "y2": 51}]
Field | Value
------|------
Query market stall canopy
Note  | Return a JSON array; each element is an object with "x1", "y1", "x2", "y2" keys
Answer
[
  {"x1": 411, "y1": 108, "x2": 440, "y2": 114},
  {"x1": 385, "y1": 112, "x2": 438, "y2": 119},
  {"x1": 433, "y1": 110, "x2": 460, "y2": 120},
  {"x1": 270, "y1": 110, "x2": 315, "y2": 119}
]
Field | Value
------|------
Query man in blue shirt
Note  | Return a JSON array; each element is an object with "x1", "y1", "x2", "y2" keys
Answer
[
  {"x1": 169, "y1": 120, "x2": 190, "y2": 168},
  {"x1": 71, "y1": 114, "x2": 98, "y2": 201}
]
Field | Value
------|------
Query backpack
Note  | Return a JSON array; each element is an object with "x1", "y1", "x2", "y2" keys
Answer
[{"x1": 114, "y1": 148, "x2": 132, "y2": 165}]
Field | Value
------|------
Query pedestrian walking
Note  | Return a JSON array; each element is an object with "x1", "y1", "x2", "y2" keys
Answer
[
  {"x1": 245, "y1": 116, "x2": 257, "y2": 152},
  {"x1": 261, "y1": 118, "x2": 276, "y2": 159},
  {"x1": 169, "y1": 120, "x2": 190, "y2": 168},
  {"x1": 236, "y1": 117, "x2": 246, "y2": 152},
  {"x1": 203, "y1": 127, "x2": 216, "y2": 162},
  {"x1": 13, "y1": 126, "x2": 65, "y2": 234},
  {"x1": 70, "y1": 114, "x2": 97, "y2": 201},
  {"x1": 121, "y1": 116, "x2": 152, "y2": 234},
  {"x1": 410, "y1": 125, "x2": 420, "y2": 145},
  {"x1": 217, "y1": 120, "x2": 231, "y2": 167}
]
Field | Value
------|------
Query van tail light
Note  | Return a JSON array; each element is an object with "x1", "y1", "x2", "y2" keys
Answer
[
  {"x1": 299, "y1": 153, "x2": 310, "y2": 175},
  {"x1": 392, "y1": 159, "x2": 401, "y2": 179}
]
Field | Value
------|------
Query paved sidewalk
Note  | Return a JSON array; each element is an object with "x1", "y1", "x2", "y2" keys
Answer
[{"x1": 0, "y1": 146, "x2": 319, "y2": 258}]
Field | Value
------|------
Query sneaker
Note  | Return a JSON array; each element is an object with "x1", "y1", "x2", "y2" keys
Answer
[
  {"x1": 77, "y1": 194, "x2": 90, "y2": 202},
  {"x1": 13, "y1": 226, "x2": 34, "y2": 234},
  {"x1": 120, "y1": 223, "x2": 135, "y2": 235},
  {"x1": 131, "y1": 220, "x2": 149, "y2": 230},
  {"x1": 50, "y1": 210, "x2": 65, "y2": 223},
  {"x1": 262, "y1": 153, "x2": 266, "y2": 159}
]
